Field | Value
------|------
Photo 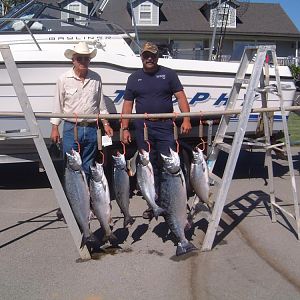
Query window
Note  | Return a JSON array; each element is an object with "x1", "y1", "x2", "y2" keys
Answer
[
  {"x1": 232, "y1": 41, "x2": 255, "y2": 61},
  {"x1": 140, "y1": 4, "x2": 151, "y2": 21},
  {"x1": 135, "y1": 1, "x2": 158, "y2": 26},
  {"x1": 61, "y1": 1, "x2": 88, "y2": 26},
  {"x1": 0, "y1": 3, "x2": 44, "y2": 31},
  {"x1": 172, "y1": 41, "x2": 204, "y2": 60},
  {"x1": 210, "y1": 3, "x2": 236, "y2": 29}
]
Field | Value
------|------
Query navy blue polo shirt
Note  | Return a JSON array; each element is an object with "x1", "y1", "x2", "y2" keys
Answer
[{"x1": 124, "y1": 65, "x2": 183, "y2": 114}]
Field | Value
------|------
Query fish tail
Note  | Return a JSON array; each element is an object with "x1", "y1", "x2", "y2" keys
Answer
[
  {"x1": 103, "y1": 232, "x2": 118, "y2": 243},
  {"x1": 80, "y1": 233, "x2": 99, "y2": 248},
  {"x1": 109, "y1": 233, "x2": 118, "y2": 243},
  {"x1": 176, "y1": 241, "x2": 198, "y2": 256},
  {"x1": 123, "y1": 216, "x2": 135, "y2": 228}
]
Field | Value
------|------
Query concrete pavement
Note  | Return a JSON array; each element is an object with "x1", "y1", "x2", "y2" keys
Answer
[{"x1": 1, "y1": 148, "x2": 300, "y2": 300}]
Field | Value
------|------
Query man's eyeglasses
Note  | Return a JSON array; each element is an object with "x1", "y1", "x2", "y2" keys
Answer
[
  {"x1": 142, "y1": 52, "x2": 158, "y2": 60},
  {"x1": 74, "y1": 56, "x2": 90, "y2": 62}
]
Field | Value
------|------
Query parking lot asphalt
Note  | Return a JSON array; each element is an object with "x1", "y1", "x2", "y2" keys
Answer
[{"x1": 1, "y1": 147, "x2": 300, "y2": 300}]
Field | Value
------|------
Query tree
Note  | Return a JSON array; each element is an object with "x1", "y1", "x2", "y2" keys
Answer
[{"x1": 1, "y1": 0, "x2": 27, "y2": 15}]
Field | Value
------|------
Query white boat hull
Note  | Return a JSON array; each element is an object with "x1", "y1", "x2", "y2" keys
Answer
[{"x1": 0, "y1": 35, "x2": 296, "y2": 162}]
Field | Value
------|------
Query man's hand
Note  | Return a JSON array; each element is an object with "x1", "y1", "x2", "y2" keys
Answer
[
  {"x1": 50, "y1": 124, "x2": 60, "y2": 143},
  {"x1": 180, "y1": 118, "x2": 192, "y2": 134},
  {"x1": 104, "y1": 124, "x2": 113, "y2": 137},
  {"x1": 122, "y1": 129, "x2": 131, "y2": 144}
]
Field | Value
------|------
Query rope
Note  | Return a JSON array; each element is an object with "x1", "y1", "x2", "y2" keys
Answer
[
  {"x1": 196, "y1": 117, "x2": 206, "y2": 151},
  {"x1": 96, "y1": 113, "x2": 104, "y2": 164},
  {"x1": 173, "y1": 112, "x2": 179, "y2": 153},
  {"x1": 120, "y1": 141, "x2": 126, "y2": 155},
  {"x1": 143, "y1": 113, "x2": 151, "y2": 152},
  {"x1": 73, "y1": 113, "x2": 80, "y2": 153}
]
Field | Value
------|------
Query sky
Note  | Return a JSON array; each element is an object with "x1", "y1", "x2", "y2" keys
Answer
[{"x1": 244, "y1": 0, "x2": 300, "y2": 30}]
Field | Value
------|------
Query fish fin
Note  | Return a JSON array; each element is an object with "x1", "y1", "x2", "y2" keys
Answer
[
  {"x1": 184, "y1": 220, "x2": 192, "y2": 231},
  {"x1": 109, "y1": 215, "x2": 114, "y2": 226},
  {"x1": 127, "y1": 151, "x2": 138, "y2": 176},
  {"x1": 153, "y1": 207, "x2": 166, "y2": 219},
  {"x1": 176, "y1": 241, "x2": 198, "y2": 256},
  {"x1": 187, "y1": 212, "x2": 194, "y2": 225}
]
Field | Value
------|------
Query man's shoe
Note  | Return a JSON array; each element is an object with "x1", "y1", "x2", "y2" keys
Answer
[{"x1": 142, "y1": 208, "x2": 154, "y2": 219}]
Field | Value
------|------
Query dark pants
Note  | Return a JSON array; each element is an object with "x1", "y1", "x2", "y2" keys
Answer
[
  {"x1": 62, "y1": 121, "x2": 97, "y2": 181},
  {"x1": 134, "y1": 119, "x2": 176, "y2": 200}
]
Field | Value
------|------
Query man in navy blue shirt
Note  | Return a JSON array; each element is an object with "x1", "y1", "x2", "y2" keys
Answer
[{"x1": 121, "y1": 42, "x2": 191, "y2": 219}]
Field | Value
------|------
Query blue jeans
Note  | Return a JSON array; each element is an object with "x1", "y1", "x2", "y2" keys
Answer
[{"x1": 62, "y1": 121, "x2": 97, "y2": 180}]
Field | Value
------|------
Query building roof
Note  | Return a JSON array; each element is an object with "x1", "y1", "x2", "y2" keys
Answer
[{"x1": 100, "y1": 0, "x2": 300, "y2": 38}]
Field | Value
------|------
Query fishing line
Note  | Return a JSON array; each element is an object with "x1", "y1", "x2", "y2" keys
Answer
[
  {"x1": 144, "y1": 113, "x2": 151, "y2": 152},
  {"x1": 96, "y1": 113, "x2": 104, "y2": 164}
]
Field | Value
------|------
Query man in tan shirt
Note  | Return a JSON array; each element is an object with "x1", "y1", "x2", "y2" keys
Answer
[{"x1": 50, "y1": 41, "x2": 113, "y2": 179}]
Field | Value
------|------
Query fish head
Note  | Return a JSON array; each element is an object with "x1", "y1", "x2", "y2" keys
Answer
[
  {"x1": 112, "y1": 152, "x2": 126, "y2": 169},
  {"x1": 66, "y1": 149, "x2": 82, "y2": 171},
  {"x1": 138, "y1": 149, "x2": 150, "y2": 166},
  {"x1": 192, "y1": 147, "x2": 204, "y2": 164},
  {"x1": 161, "y1": 148, "x2": 181, "y2": 174},
  {"x1": 90, "y1": 161, "x2": 104, "y2": 181}
]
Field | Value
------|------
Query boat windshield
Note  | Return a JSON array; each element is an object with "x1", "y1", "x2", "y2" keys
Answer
[{"x1": 0, "y1": 1, "x2": 122, "y2": 34}]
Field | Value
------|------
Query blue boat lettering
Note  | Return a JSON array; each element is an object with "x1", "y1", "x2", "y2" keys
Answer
[
  {"x1": 113, "y1": 90, "x2": 230, "y2": 107},
  {"x1": 113, "y1": 90, "x2": 125, "y2": 104},
  {"x1": 189, "y1": 93, "x2": 210, "y2": 106},
  {"x1": 213, "y1": 93, "x2": 228, "y2": 106}
]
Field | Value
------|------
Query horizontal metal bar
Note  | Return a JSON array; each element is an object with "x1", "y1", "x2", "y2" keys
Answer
[
  {"x1": 216, "y1": 142, "x2": 232, "y2": 153},
  {"x1": 0, "y1": 105, "x2": 300, "y2": 120}
]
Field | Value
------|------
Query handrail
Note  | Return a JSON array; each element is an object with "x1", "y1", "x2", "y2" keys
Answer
[{"x1": 0, "y1": 105, "x2": 299, "y2": 120}]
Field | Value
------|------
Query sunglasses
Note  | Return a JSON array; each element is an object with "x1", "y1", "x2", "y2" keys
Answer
[
  {"x1": 142, "y1": 52, "x2": 158, "y2": 60},
  {"x1": 74, "y1": 56, "x2": 90, "y2": 62}
]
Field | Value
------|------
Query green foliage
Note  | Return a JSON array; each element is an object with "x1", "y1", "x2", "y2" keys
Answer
[
  {"x1": 287, "y1": 112, "x2": 300, "y2": 145},
  {"x1": 289, "y1": 64, "x2": 300, "y2": 80}
]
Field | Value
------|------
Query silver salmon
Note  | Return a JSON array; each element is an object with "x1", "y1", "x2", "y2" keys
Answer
[
  {"x1": 189, "y1": 147, "x2": 212, "y2": 217},
  {"x1": 136, "y1": 150, "x2": 165, "y2": 218},
  {"x1": 90, "y1": 162, "x2": 117, "y2": 243},
  {"x1": 160, "y1": 148, "x2": 198, "y2": 256},
  {"x1": 112, "y1": 152, "x2": 135, "y2": 228},
  {"x1": 64, "y1": 149, "x2": 96, "y2": 247}
]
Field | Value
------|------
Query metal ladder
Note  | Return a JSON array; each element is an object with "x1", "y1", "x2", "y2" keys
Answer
[
  {"x1": 202, "y1": 45, "x2": 300, "y2": 251},
  {"x1": 0, "y1": 44, "x2": 91, "y2": 260}
]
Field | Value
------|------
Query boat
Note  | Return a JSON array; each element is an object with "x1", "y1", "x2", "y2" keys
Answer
[{"x1": 0, "y1": 1, "x2": 296, "y2": 163}]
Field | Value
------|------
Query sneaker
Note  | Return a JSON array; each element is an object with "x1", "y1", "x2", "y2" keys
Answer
[{"x1": 142, "y1": 208, "x2": 154, "y2": 219}]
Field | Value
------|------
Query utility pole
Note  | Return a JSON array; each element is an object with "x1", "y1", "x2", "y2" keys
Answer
[
  {"x1": 129, "y1": 0, "x2": 140, "y2": 49},
  {"x1": 209, "y1": 0, "x2": 222, "y2": 61}
]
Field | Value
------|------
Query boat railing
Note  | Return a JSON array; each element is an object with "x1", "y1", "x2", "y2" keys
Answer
[{"x1": 277, "y1": 56, "x2": 300, "y2": 66}]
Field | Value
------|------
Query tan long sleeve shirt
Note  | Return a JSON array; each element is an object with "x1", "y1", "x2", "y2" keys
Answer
[{"x1": 50, "y1": 68, "x2": 109, "y2": 125}]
